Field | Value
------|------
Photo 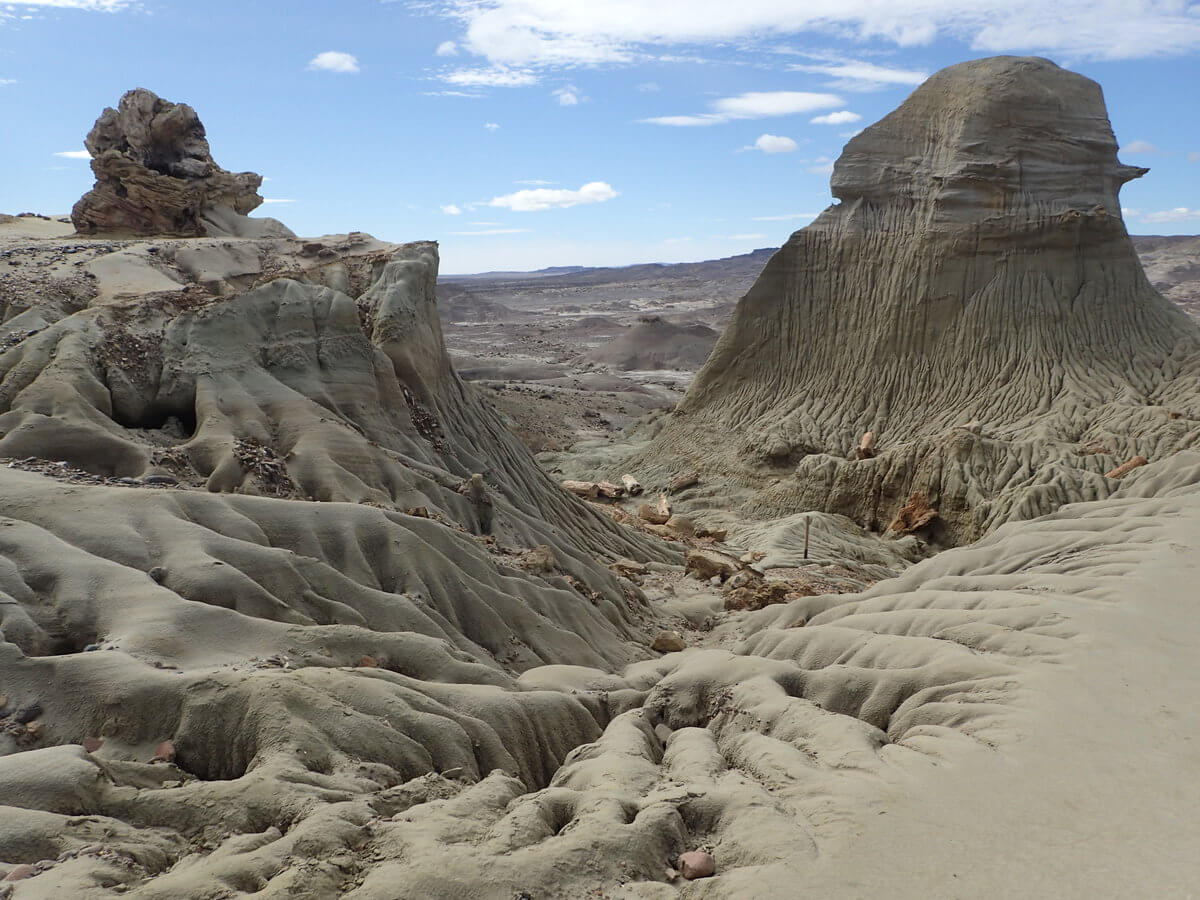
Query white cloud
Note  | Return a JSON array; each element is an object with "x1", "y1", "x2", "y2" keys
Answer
[
  {"x1": 469, "y1": 220, "x2": 503, "y2": 225},
  {"x1": 450, "y1": 228, "x2": 533, "y2": 235},
  {"x1": 714, "y1": 91, "x2": 842, "y2": 118},
  {"x1": 434, "y1": 0, "x2": 1200, "y2": 67},
  {"x1": 436, "y1": 40, "x2": 459, "y2": 56},
  {"x1": 553, "y1": 84, "x2": 581, "y2": 105},
  {"x1": 444, "y1": 67, "x2": 536, "y2": 87},
  {"x1": 515, "y1": 179, "x2": 555, "y2": 185},
  {"x1": 806, "y1": 156, "x2": 835, "y2": 174},
  {"x1": 752, "y1": 212, "x2": 820, "y2": 221},
  {"x1": 1135, "y1": 207, "x2": 1200, "y2": 223},
  {"x1": 644, "y1": 90, "x2": 841, "y2": 126},
  {"x1": 721, "y1": 233, "x2": 769, "y2": 240},
  {"x1": 744, "y1": 134, "x2": 798, "y2": 154},
  {"x1": 261, "y1": 198, "x2": 296, "y2": 204},
  {"x1": 484, "y1": 121, "x2": 500, "y2": 129},
  {"x1": 53, "y1": 149, "x2": 91, "y2": 159},
  {"x1": 641, "y1": 114, "x2": 725, "y2": 127},
  {"x1": 307, "y1": 51, "x2": 360, "y2": 74},
  {"x1": 664, "y1": 236, "x2": 692, "y2": 243},
  {"x1": 0, "y1": 79, "x2": 16, "y2": 86},
  {"x1": 790, "y1": 60, "x2": 929, "y2": 91},
  {"x1": 1121, "y1": 139, "x2": 1157, "y2": 154},
  {"x1": 811, "y1": 109, "x2": 861, "y2": 125},
  {"x1": 441, "y1": 204, "x2": 464, "y2": 215},
  {"x1": 636, "y1": 82, "x2": 661, "y2": 92},
  {"x1": 489, "y1": 181, "x2": 618, "y2": 212}
]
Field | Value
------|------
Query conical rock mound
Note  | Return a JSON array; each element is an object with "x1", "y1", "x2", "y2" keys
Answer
[{"x1": 636, "y1": 56, "x2": 1200, "y2": 543}]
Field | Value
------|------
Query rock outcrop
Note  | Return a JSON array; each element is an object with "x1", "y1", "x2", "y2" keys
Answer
[
  {"x1": 635, "y1": 56, "x2": 1200, "y2": 544},
  {"x1": 71, "y1": 88, "x2": 275, "y2": 237}
]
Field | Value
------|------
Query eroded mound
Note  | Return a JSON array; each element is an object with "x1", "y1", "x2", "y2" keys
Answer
[
  {"x1": 635, "y1": 57, "x2": 1200, "y2": 544},
  {"x1": 584, "y1": 316, "x2": 718, "y2": 372}
]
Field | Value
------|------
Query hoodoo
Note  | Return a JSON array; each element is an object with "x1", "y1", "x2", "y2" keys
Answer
[
  {"x1": 71, "y1": 88, "x2": 280, "y2": 237},
  {"x1": 637, "y1": 56, "x2": 1200, "y2": 543}
]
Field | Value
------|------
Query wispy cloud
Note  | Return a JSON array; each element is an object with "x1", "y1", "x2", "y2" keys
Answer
[
  {"x1": 0, "y1": 79, "x2": 16, "y2": 86},
  {"x1": 261, "y1": 198, "x2": 296, "y2": 204},
  {"x1": 443, "y1": 67, "x2": 536, "y2": 87},
  {"x1": 435, "y1": 40, "x2": 459, "y2": 56},
  {"x1": 720, "y1": 233, "x2": 769, "y2": 241},
  {"x1": 433, "y1": 1, "x2": 1200, "y2": 67},
  {"x1": 484, "y1": 121, "x2": 500, "y2": 130},
  {"x1": 1120, "y1": 139, "x2": 1156, "y2": 154},
  {"x1": 424, "y1": 90, "x2": 483, "y2": 98},
  {"x1": 307, "y1": 51, "x2": 360, "y2": 74},
  {"x1": 752, "y1": 212, "x2": 820, "y2": 221},
  {"x1": 53, "y1": 149, "x2": 91, "y2": 159},
  {"x1": 553, "y1": 84, "x2": 582, "y2": 105},
  {"x1": 804, "y1": 156, "x2": 834, "y2": 174},
  {"x1": 441, "y1": 204, "x2": 463, "y2": 215},
  {"x1": 469, "y1": 221, "x2": 503, "y2": 226},
  {"x1": 811, "y1": 110, "x2": 861, "y2": 125},
  {"x1": 1132, "y1": 207, "x2": 1200, "y2": 223},
  {"x1": 489, "y1": 181, "x2": 618, "y2": 212},
  {"x1": 515, "y1": 179, "x2": 555, "y2": 186},
  {"x1": 636, "y1": 82, "x2": 661, "y2": 92},
  {"x1": 663, "y1": 236, "x2": 692, "y2": 243},
  {"x1": 643, "y1": 90, "x2": 841, "y2": 126},
  {"x1": 790, "y1": 60, "x2": 929, "y2": 91},
  {"x1": 741, "y1": 134, "x2": 797, "y2": 154},
  {"x1": 450, "y1": 228, "x2": 532, "y2": 235}
]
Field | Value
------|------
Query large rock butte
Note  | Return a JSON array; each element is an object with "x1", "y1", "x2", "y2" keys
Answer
[
  {"x1": 71, "y1": 88, "x2": 279, "y2": 237},
  {"x1": 636, "y1": 56, "x2": 1200, "y2": 544}
]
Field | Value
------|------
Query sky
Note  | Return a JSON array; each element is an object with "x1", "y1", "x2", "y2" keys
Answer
[{"x1": 2, "y1": 0, "x2": 1199, "y2": 273}]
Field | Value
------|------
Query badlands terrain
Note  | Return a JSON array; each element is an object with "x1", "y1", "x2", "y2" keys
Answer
[{"x1": 1, "y1": 56, "x2": 1200, "y2": 900}]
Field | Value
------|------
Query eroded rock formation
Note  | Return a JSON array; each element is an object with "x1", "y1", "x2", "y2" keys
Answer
[
  {"x1": 71, "y1": 89, "x2": 271, "y2": 237},
  {"x1": 636, "y1": 56, "x2": 1200, "y2": 543}
]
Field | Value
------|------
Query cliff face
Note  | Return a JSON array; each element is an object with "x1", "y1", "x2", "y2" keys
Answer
[{"x1": 639, "y1": 57, "x2": 1200, "y2": 543}]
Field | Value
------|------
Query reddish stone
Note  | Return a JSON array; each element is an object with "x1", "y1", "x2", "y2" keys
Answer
[
  {"x1": 3, "y1": 865, "x2": 37, "y2": 882},
  {"x1": 678, "y1": 851, "x2": 716, "y2": 880},
  {"x1": 82, "y1": 737, "x2": 104, "y2": 753}
]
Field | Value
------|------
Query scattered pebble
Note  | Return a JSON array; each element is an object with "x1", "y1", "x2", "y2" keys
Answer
[
  {"x1": 13, "y1": 702, "x2": 42, "y2": 725},
  {"x1": 678, "y1": 850, "x2": 716, "y2": 880},
  {"x1": 150, "y1": 740, "x2": 176, "y2": 764},
  {"x1": 651, "y1": 631, "x2": 687, "y2": 653}
]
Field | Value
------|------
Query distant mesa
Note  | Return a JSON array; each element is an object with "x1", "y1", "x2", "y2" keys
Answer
[{"x1": 70, "y1": 88, "x2": 292, "y2": 238}]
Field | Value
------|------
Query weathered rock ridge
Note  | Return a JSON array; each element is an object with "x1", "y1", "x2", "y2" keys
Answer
[
  {"x1": 635, "y1": 56, "x2": 1200, "y2": 544},
  {"x1": 71, "y1": 89, "x2": 277, "y2": 238}
]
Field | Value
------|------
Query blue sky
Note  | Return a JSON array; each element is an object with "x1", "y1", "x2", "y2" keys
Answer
[{"x1": 2, "y1": 0, "x2": 1199, "y2": 273}]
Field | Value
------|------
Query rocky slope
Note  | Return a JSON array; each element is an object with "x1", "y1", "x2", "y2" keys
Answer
[
  {"x1": 2, "y1": 64, "x2": 1200, "y2": 899},
  {"x1": 634, "y1": 56, "x2": 1200, "y2": 545}
]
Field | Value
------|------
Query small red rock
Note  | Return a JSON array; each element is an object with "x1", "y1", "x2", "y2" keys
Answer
[
  {"x1": 359, "y1": 655, "x2": 378, "y2": 668},
  {"x1": 150, "y1": 740, "x2": 176, "y2": 764},
  {"x1": 3, "y1": 864, "x2": 36, "y2": 882},
  {"x1": 82, "y1": 737, "x2": 104, "y2": 753},
  {"x1": 678, "y1": 850, "x2": 716, "y2": 880}
]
